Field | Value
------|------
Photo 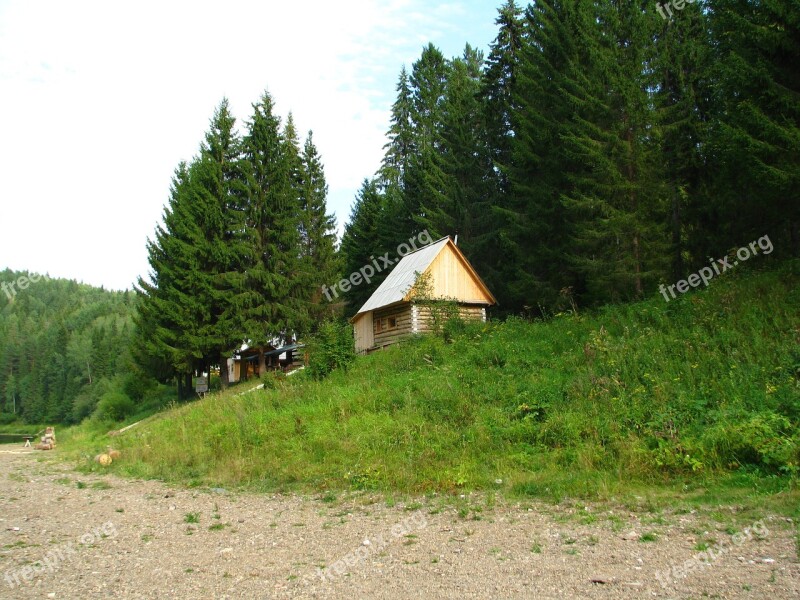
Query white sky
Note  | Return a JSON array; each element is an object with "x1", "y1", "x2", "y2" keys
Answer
[{"x1": 0, "y1": 0, "x2": 498, "y2": 290}]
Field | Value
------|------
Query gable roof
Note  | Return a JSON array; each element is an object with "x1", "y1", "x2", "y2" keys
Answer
[{"x1": 351, "y1": 236, "x2": 496, "y2": 320}]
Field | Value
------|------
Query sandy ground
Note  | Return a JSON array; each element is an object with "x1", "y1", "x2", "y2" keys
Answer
[{"x1": 0, "y1": 445, "x2": 797, "y2": 600}]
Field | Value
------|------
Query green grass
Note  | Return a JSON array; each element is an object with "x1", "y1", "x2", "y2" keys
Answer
[
  {"x1": 183, "y1": 512, "x2": 200, "y2": 524},
  {"x1": 60, "y1": 263, "x2": 800, "y2": 514}
]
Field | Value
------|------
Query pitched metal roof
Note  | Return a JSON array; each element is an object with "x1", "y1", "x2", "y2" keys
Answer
[
  {"x1": 354, "y1": 237, "x2": 450, "y2": 317},
  {"x1": 351, "y1": 237, "x2": 484, "y2": 321}
]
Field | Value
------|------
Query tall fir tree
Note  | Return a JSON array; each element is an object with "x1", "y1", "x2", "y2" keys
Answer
[
  {"x1": 191, "y1": 99, "x2": 250, "y2": 388},
  {"x1": 241, "y1": 91, "x2": 303, "y2": 374},
  {"x1": 135, "y1": 161, "x2": 203, "y2": 397},
  {"x1": 339, "y1": 179, "x2": 387, "y2": 315},
  {"x1": 440, "y1": 45, "x2": 493, "y2": 249},
  {"x1": 504, "y1": 0, "x2": 587, "y2": 310},
  {"x1": 380, "y1": 66, "x2": 415, "y2": 190},
  {"x1": 706, "y1": 0, "x2": 800, "y2": 256},
  {"x1": 405, "y1": 44, "x2": 451, "y2": 239},
  {"x1": 483, "y1": 0, "x2": 525, "y2": 193},
  {"x1": 652, "y1": 1, "x2": 714, "y2": 278},
  {"x1": 558, "y1": 1, "x2": 668, "y2": 303},
  {"x1": 300, "y1": 131, "x2": 339, "y2": 325}
]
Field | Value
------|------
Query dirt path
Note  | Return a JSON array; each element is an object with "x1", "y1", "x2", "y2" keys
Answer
[{"x1": 0, "y1": 446, "x2": 797, "y2": 599}]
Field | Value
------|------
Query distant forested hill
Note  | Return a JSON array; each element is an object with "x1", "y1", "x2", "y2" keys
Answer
[{"x1": 0, "y1": 270, "x2": 153, "y2": 424}]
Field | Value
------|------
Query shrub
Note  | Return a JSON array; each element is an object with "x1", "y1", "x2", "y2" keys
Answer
[
  {"x1": 307, "y1": 320, "x2": 355, "y2": 379},
  {"x1": 122, "y1": 372, "x2": 155, "y2": 401},
  {"x1": 701, "y1": 411, "x2": 797, "y2": 471},
  {"x1": 70, "y1": 377, "x2": 114, "y2": 423},
  {"x1": 261, "y1": 370, "x2": 286, "y2": 389},
  {"x1": 0, "y1": 412, "x2": 18, "y2": 425},
  {"x1": 95, "y1": 391, "x2": 135, "y2": 422}
]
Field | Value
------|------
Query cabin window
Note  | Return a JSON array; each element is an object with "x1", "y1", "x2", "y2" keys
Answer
[{"x1": 375, "y1": 316, "x2": 397, "y2": 333}]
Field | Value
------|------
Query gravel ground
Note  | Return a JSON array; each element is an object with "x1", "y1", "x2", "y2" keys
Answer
[{"x1": 0, "y1": 445, "x2": 797, "y2": 599}]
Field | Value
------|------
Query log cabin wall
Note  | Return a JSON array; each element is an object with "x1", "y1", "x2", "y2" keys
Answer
[
  {"x1": 412, "y1": 304, "x2": 486, "y2": 333},
  {"x1": 372, "y1": 304, "x2": 413, "y2": 348}
]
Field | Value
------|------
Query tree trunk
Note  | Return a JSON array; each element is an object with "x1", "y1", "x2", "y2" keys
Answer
[
  {"x1": 258, "y1": 348, "x2": 267, "y2": 377},
  {"x1": 178, "y1": 372, "x2": 192, "y2": 401},
  {"x1": 219, "y1": 354, "x2": 229, "y2": 391},
  {"x1": 671, "y1": 184, "x2": 683, "y2": 279}
]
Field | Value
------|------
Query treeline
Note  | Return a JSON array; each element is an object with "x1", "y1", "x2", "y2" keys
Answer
[
  {"x1": 135, "y1": 93, "x2": 338, "y2": 395},
  {"x1": 0, "y1": 270, "x2": 155, "y2": 423},
  {"x1": 341, "y1": 0, "x2": 799, "y2": 314}
]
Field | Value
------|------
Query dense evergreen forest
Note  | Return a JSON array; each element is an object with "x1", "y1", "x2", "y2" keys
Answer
[
  {"x1": 0, "y1": 271, "x2": 148, "y2": 424},
  {"x1": 1, "y1": 0, "x2": 798, "y2": 423},
  {"x1": 341, "y1": 0, "x2": 799, "y2": 312}
]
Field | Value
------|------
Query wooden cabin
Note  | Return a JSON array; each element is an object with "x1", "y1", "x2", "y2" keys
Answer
[
  {"x1": 228, "y1": 343, "x2": 306, "y2": 382},
  {"x1": 351, "y1": 236, "x2": 496, "y2": 353}
]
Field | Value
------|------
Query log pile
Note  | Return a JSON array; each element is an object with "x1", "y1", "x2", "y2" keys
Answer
[
  {"x1": 95, "y1": 447, "x2": 121, "y2": 466},
  {"x1": 34, "y1": 427, "x2": 56, "y2": 450}
]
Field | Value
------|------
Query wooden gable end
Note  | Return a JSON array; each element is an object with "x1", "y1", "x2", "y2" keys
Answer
[{"x1": 416, "y1": 241, "x2": 496, "y2": 305}]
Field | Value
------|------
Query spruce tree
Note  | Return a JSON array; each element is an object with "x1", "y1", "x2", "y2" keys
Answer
[
  {"x1": 558, "y1": 1, "x2": 667, "y2": 303},
  {"x1": 483, "y1": 0, "x2": 525, "y2": 192},
  {"x1": 707, "y1": 0, "x2": 800, "y2": 256},
  {"x1": 652, "y1": 1, "x2": 713, "y2": 277},
  {"x1": 135, "y1": 161, "x2": 206, "y2": 397},
  {"x1": 440, "y1": 45, "x2": 493, "y2": 249},
  {"x1": 339, "y1": 179, "x2": 387, "y2": 314},
  {"x1": 405, "y1": 44, "x2": 451, "y2": 239},
  {"x1": 505, "y1": 0, "x2": 586, "y2": 309},
  {"x1": 191, "y1": 99, "x2": 250, "y2": 388},
  {"x1": 380, "y1": 66, "x2": 415, "y2": 190},
  {"x1": 300, "y1": 131, "x2": 339, "y2": 325},
  {"x1": 241, "y1": 91, "x2": 303, "y2": 374}
]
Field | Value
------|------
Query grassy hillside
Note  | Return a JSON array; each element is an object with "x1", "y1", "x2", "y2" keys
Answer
[{"x1": 71, "y1": 262, "x2": 800, "y2": 509}]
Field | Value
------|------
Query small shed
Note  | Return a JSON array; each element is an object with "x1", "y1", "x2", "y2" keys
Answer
[{"x1": 350, "y1": 236, "x2": 496, "y2": 353}]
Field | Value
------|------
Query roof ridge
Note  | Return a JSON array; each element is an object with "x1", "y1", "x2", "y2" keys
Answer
[{"x1": 399, "y1": 235, "x2": 449, "y2": 258}]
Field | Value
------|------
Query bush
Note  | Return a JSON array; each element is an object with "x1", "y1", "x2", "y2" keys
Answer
[
  {"x1": 261, "y1": 370, "x2": 286, "y2": 389},
  {"x1": 307, "y1": 319, "x2": 355, "y2": 379},
  {"x1": 701, "y1": 411, "x2": 797, "y2": 471},
  {"x1": 138, "y1": 384, "x2": 175, "y2": 413},
  {"x1": 0, "y1": 412, "x2": 18, "y2": 425},
  {"x1": 95, "y1": 391, "x2": 136, "y2": 422},
  {"x1": 70, "y1": 377, "x2": 115, "y2": 423},
  {"x1": 122, "y1": 372, "x2": 155, "y2": 401}
]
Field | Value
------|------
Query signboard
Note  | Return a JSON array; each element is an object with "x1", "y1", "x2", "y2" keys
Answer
[{"x1": 193, "y1": 376, "x2": 209, "y2": 393}]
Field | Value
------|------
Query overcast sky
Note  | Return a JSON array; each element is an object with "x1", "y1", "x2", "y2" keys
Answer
[{"x1": 0, "y1": 0, "x2": 499, "y2": 290}]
